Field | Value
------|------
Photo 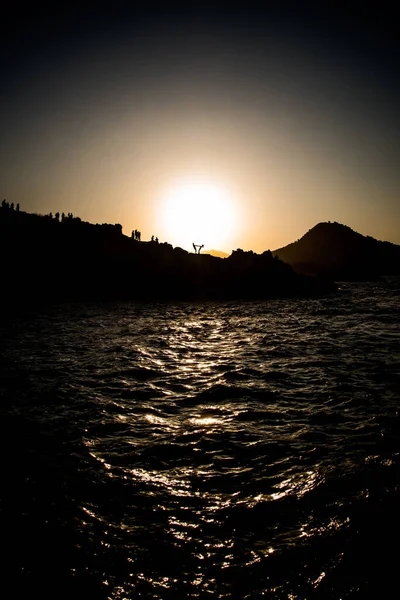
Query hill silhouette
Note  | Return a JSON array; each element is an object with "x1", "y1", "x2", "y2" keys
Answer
[
  {"x1": 273, "y1": 222, "x2": 400, "y2": 280},
  {"x1": 0, "y1": 204, "x2": 336, "y2": 304},
  {"x1": 203, "y1": 249, "x2": 230, "y2": 258}
]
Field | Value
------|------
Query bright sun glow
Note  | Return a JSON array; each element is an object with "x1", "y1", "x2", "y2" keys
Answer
[{"x1": 161, "y1": 180, "x2": 238, "y2": 251}]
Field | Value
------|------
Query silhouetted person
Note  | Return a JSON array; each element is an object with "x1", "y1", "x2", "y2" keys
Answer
[
  {"x1": 151, "y1": 235, "x2": 154, "y2": 242},
  {"x1": 16, "y1": 203, "x2": 20, "y2": 212},
  {"x1": 137, "y1": 231, "x2": 141, "y2": 241},
  {"x1": 10, "y1": 202, "x2": 14, "y2": 210},
  {"x1": 155, "y1": 237, "x2": 158, "y2": 243}
]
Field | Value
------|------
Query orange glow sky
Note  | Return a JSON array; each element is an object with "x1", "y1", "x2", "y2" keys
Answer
[{"x1": 1, "y1": 3, "x2": 399, "y2": 252}]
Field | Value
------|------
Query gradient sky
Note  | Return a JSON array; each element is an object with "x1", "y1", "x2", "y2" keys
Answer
[{"x1": 1, "y1": 2, "x2": 399, "y2": 252}]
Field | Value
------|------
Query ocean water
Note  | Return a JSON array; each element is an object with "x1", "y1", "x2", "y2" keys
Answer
[{"x1": 1, "y1": 279, "x2": 399, "y2": 599}]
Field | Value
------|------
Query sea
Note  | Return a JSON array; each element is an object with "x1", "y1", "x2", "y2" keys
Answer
[{"x1": 1, "y1": 279, "x2": 399, "y2": 599}]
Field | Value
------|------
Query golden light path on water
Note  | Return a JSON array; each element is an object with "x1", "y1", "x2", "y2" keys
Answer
[
  {"x1": 2, "y1": 281, "x2": 397, "y2": 598},
  {"x1": 78, "y1": 308, "x2": 346, "y2": 598}
]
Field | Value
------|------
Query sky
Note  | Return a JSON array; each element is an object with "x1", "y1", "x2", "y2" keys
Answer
[{"x1": 1, "y1": 1, "x2": 399, "y2": 252}]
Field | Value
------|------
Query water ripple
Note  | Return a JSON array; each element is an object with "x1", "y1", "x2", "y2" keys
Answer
[{"x1": 0, "y1": 280, "x2": 399, "y2": 598}]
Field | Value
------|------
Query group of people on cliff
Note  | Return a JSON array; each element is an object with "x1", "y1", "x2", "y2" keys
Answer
[
  {"x1": 132, "y1": 231, "x2": 162, "y2": 243},
  {"x1": 2, "y1": 199, "x2": 20, "y2": 211}
]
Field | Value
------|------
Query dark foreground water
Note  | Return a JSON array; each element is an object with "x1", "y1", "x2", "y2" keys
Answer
[{"x1": 1, "y1": 280, "x2": 399, "y2": 599}]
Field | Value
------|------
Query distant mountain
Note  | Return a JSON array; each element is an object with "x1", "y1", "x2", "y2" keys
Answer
[
  {"x1": 273, "y1": 222, "x2": 400, "y2": 280},
  {"x1": 203, "y1": 249, "x2": 230, "y2": 258}
]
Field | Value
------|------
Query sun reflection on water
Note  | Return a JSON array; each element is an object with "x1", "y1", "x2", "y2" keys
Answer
[
  {"x1": 190, "y1": 416, "x2": 222, "y2": 426},
  {"x1": 271, "y1": 469, "x2": 320, "y2": 500},
  {"x1": 73, "y1": 304, "x2": 382, "y2": 599}
]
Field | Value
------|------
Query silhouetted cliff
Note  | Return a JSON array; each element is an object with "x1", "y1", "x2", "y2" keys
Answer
[
  {"x1": 273, "y1": 222, "x2": 400, "y2": 280},
  {"x1": 0, "y1": 205, "x2": 336, "y2": 304}
]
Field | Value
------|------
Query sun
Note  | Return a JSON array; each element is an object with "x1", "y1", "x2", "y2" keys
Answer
[{"x1": 160, "y1": 179, "x2": 238, "y2": 250}]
